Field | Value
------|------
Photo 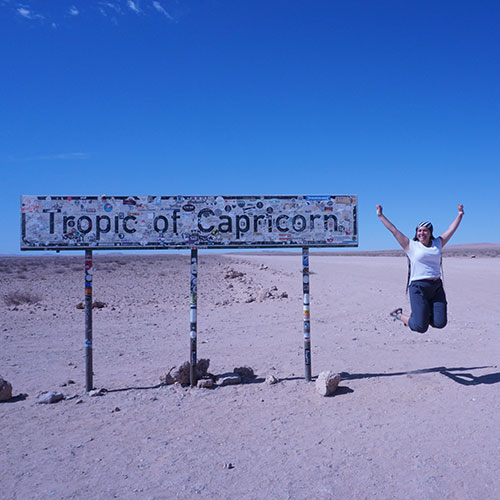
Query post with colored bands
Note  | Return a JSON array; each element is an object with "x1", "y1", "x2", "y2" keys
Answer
[
  {"x1": 302, "y1": 247, "x2": 311, "y2": 381},
  {"x1": 190, "y1": 248, "x2": 198, "y2": 387},
  {"x1": 84, "y1": 249, "x2": 93, "y2": 391}
]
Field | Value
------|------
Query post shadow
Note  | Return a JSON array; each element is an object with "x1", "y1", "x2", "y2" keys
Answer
[
  {"x1": 439, "y1": 370, "x2": 500, "y2": 386},
  {"x1": 339, "y1": 365, "x2": 494, "y2": 381}
]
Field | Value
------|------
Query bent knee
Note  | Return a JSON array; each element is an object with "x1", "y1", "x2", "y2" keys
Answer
[
  {"x1": 411, "y1": 325, "x2": 429, "y2": 333},
  {"x1": 432, "y1": 319, "x2": 447, "y2": 329},
  {"x1": 409, "y1": 320, "x2": 429, "y2": 333}
]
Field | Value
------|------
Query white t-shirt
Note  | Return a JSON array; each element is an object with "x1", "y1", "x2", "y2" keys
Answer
[{"x1": 405, "y1": 237, "x2": 442, "y2": 282}]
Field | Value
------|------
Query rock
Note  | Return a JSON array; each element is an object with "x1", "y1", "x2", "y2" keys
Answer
[
  {"x1": 266, "y1": 375, "x2": 279, "y2": 385},
  {"x1": 0, "y1": 376, "x2": 13, "y2": 401},
  {"x1": 76, "y1": 301, "x2": 106, "y2": 309},
  {"x1": 244, "y1": 295, "x2": 256, "y2": 303},
  {"x1": 258, "y1": 289, "x2": 273, "y2": 302},
  {"x1": 196, "y1": 359, "x2": 210, "y2": 378},
  {"x1": 161, "y1": 359, "x2": 210, "y2": 386},
  {"x1": 233, "y1": 366, "x2": 256, "y2": 380},
  {"x1": 315, "y1": 371, "x2": 341, "y2": 396},
  {"x1": 216, "y1": 373, "x2": 242, "y2": 386},
  {"x1": 88, "y1": 388, "x2": 106, "y2": 397},
  {"x1": 224, "y1": 269, "x2": 245, "y2": 279},
  {"x1": 75, "y1": 398, "x2": 84, "y2": 404},
  {"x1": 279, "y1": 291, "x2": 288, "y2": 299},
  {"x1": 197, "y1": 378, "x2": 214, "y2": 389},
  {"x1": 38, "y1": 391, "x2": 64, "y2": 404}
]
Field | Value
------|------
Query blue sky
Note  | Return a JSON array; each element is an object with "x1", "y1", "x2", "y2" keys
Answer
[{"x1": 1, "y1": 0, "x2": 499, "y2": 254}]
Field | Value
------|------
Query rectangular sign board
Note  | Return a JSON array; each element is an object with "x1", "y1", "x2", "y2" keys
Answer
[{"x1": 21, "y1": 195, "x2": 358, "y2": 250}]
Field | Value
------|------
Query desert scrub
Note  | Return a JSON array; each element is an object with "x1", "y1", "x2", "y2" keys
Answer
[{"x1": 4, "y1": 291, "x2": 42, "y2": 306}]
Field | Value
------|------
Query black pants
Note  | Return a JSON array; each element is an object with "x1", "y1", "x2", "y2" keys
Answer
[{"x1": 408, "y1": 279, "x2": 447, "y2": 333}]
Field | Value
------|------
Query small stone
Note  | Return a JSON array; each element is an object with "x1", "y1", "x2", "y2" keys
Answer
[
  {"x1": 197, "y1": 378, "x2": 214, "y2": 389},
  {"x1": 224, "y1": 269, "x2": 245, "y2": 279},
  {"x1": 75, "y1": 302, "x2": 84, "y2": 310},
  {"x1": 112, "y1": 407, "x2": 121, "y2": 412},
  {"x1": 88, "y1": 388, "x2": 106, "y2": 397},
  {"x1": 75, "y1": 398, "x2": 84, "y2": 404},
  {"x1": 244, "y1": 296, "x2": 256, "y2": 303},
  {"x1": 216, "y1": 373, "x2": 242, "y2": 386},
  {"x1": 315, "y1": 371, "x2": 341, "y2": 397},
  {"x1": 266, "y1": 375, "x2": 279, "y2": 385},
  {"x1": 38, "y1": 392, "x2": 64, "y2": 404},
  {"x1": 223, "y1": 463, "x2": 235, "y2": 469},
  {"x1": 0, "y1": 376, "x2": 13, "y2": 401},
  {"x1": 258, "y1": 289, "x2": 273, "y2": 302},
  {"x1": 279, "y1": 291, "x2": 288, "y2": 299}
]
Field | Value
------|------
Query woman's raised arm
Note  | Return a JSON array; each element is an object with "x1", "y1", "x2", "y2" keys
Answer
[
  {"x1": 440, "y1": 204, "x2": 464, "y2": 247},
  {"x1": 376, "y1": 205, "x2": 409, "y2": 251}
]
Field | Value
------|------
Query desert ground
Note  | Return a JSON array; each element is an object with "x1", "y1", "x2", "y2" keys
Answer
[{"x1": 1, "y1": 246, "x2": 499, "y2": 500}]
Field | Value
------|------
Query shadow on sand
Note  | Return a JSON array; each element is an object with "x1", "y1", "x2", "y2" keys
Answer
[
  {"x1": 440, "y1": 370, "x2": 500, "y2": 386},
  {"x1": 95, "y1": 366, "x2": 499, "y2": 395},
  {"x1": 0, "y1": 393, "x2": 28, "y2": 403},
  {"x1": 340, "y1": 365, "x2": 499, "y2": 386}
]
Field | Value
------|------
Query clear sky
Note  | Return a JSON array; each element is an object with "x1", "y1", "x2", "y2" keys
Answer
[{"x1": 2, "y1": 0, "x2": 499, "y2": 255}]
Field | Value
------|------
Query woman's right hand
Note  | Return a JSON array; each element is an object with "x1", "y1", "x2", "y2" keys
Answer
[{"x1": 376, "y1": 205, "x2": 383, "y2": 216}]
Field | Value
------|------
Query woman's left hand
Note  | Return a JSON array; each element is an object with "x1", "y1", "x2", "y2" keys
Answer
[{"x1": 458, "y1": 204, "x2": 464, "y2": 215}]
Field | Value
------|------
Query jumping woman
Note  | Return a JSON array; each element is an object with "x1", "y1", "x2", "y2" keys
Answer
[{"x1": 376, "y1": 204, "x2": 464, "y2": 333}]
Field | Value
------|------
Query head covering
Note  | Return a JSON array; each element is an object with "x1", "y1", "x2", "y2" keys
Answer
[{"x1": 417, "y1": 221, "x2": 433, "y2": 232}]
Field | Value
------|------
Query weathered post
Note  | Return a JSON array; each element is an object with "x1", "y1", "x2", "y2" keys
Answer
[
  {"x1": 302, "y1": 247, "x2": 311, "y2": 381},
  {"x1": 190, "y1": 248, "x2": 198, "y2": 387},
  {"x1": 84, "y1": 249, "x2": 93, "y2": 391}
]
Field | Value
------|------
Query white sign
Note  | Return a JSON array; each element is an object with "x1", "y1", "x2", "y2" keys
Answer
[{"x1": 21, "y1": 195, "x2": 358, "y2": 250}]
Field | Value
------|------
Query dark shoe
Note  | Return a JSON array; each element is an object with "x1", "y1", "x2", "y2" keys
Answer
[{"x1": 389, "y1": 308, "x2": 403, "y2": 321}]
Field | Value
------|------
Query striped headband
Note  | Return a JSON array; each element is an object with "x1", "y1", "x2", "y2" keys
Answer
[{"x1": 417, "y1": 221, "x2": 433, "y2": 232}]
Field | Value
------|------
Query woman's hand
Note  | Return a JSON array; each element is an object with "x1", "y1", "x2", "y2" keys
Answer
[
  {"x1": 376, "y1": 205, "x2": 383, "y2": 216},
  {"x1": 458, "y1": 204, "x2": 464, "y2": 216}
]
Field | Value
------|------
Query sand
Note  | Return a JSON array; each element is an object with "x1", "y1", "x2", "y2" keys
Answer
[{"x1": 1, "y1": 249, "x2": 499, "y2": 499}]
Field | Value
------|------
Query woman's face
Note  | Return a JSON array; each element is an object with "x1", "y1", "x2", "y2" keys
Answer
[{"x1": 416, "y1": 226, "x2": 432, "y2": 246}]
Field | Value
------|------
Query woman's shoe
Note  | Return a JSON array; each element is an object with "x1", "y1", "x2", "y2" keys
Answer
[{"x1": 389, "y1": 308, "x2": 403, "y2": 321}]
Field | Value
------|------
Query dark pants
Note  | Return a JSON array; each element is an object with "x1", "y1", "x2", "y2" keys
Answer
[{"x1": 408, "y1": 279, "x2": 447, "y2": 333}]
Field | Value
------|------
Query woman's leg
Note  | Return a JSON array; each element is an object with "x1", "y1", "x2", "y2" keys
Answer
[
  {"x1": 407, "y1": 282, "x2": 431, "y2": 333},
  {"x1": 430, "y1": 282, "x2": 447, "y2": 329},
  {"x1": 398, "y1": 312, "x2": 410, "y2": 326}
]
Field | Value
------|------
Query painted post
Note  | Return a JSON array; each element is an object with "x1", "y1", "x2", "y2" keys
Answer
[
  {"x1": 190, "y1": 248, "x2": 198, "y2": 387},
  {"x1": 84, "y1": 249, "x2": 93, "y2": 391},
  {"x1": 302, "y1": 247, "x2": 311, "y2": 381}
]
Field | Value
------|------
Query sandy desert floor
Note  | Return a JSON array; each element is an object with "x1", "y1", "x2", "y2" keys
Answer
[{"x1": 1, "y1": 249, "x2": 499, "y2": 500}]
